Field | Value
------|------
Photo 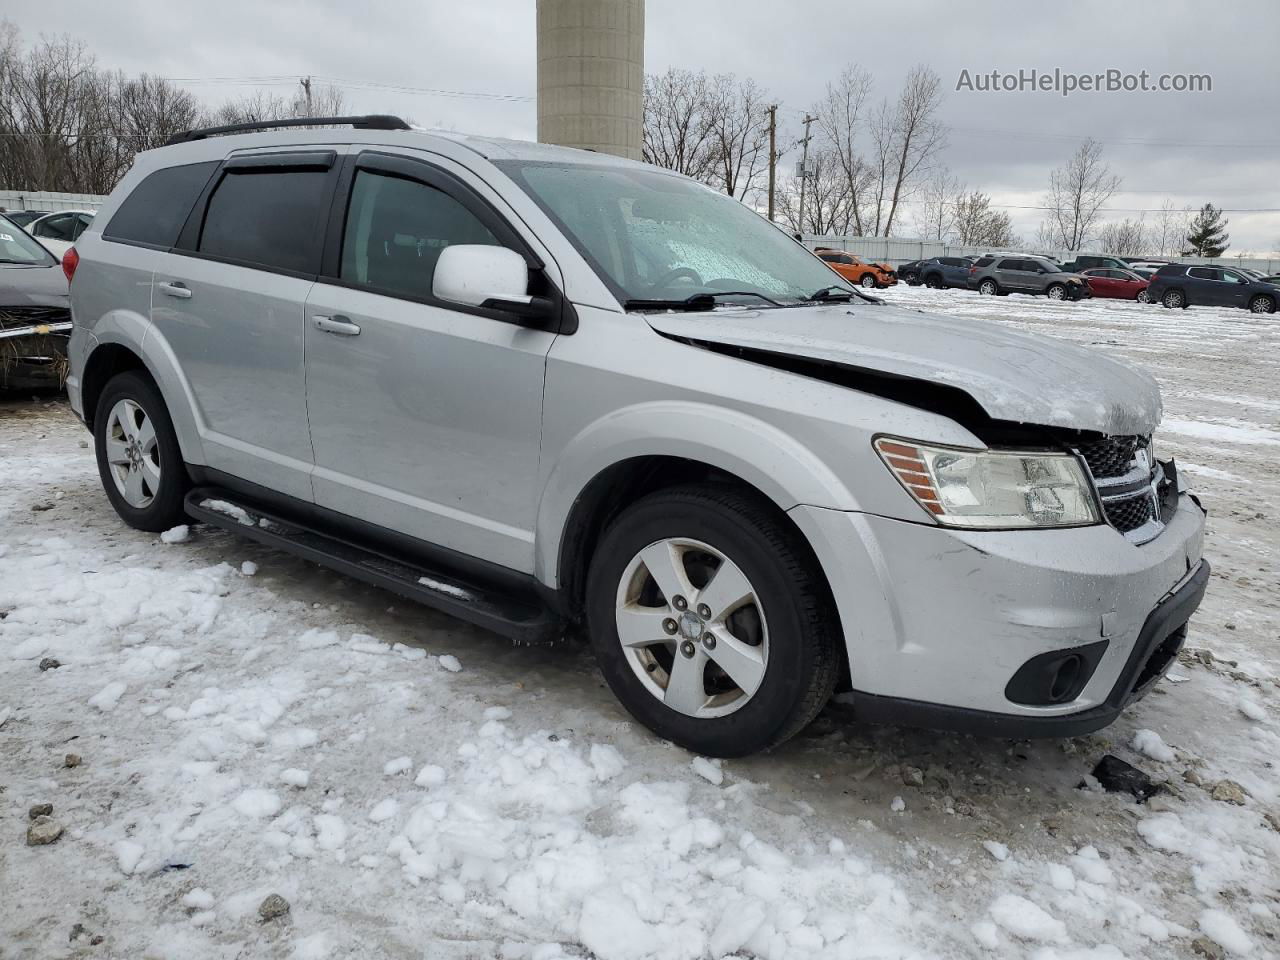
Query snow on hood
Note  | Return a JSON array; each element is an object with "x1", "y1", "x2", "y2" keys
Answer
[{"x1": 646, "y1": 301, "x2": 1162, "y2": 436}]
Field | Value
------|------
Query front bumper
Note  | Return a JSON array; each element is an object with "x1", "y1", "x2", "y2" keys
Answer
[{"x1": 788, "y1": 491, "x2": 1207, "y2": 737}]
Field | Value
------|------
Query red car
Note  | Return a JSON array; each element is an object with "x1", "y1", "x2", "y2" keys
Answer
[{"x1": 1080, "y1": 267, "x2": 1151, "y2": 302}]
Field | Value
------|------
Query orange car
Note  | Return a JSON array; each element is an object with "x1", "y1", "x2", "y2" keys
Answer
[{"x1": 814, "y1": 248, "x2": 897, "y2": 289}]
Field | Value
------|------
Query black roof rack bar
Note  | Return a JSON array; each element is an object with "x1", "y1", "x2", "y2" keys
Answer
[{"x1": 166, "y1": 114, "x2": 411, "y2": 146}]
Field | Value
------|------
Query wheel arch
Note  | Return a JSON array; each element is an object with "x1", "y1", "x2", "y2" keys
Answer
[
  {"x1": 81, "y1": 329, "x2": 207, "y2": 465},
  {"x1": 549, "y1": 453, "x2": 849, "y2": 682}
]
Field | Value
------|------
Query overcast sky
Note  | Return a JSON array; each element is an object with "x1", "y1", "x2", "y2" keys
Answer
[{"x1": 7, "y1": 0, "x2": 1279, "y2": 252}]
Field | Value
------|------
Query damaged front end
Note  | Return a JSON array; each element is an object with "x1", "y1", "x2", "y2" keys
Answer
[{"x1": 1, "y1": 306, "x2": 73, "y2": 391}]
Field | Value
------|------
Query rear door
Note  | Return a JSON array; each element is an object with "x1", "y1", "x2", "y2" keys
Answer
[
  {"x1": 1186, "y1": 266, "x2": 1221, "y2": 305},
  {"x1": 155, "y1": 148, "x2": 343, "y2": 500},
  {"x1": 1218, "y1": 268, "x2": 1252, "y2": 307},
  {"x1": 302, "y1": 150, "x2": 561, "y2": 573}
]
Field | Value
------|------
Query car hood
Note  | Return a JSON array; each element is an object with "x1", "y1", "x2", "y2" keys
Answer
[
  {"x1": 0, "y1": 263, "x2": 70, "y2": 307},
  {"x1": 645, "y1": 302, "x2": 1162, "y2": 436}
]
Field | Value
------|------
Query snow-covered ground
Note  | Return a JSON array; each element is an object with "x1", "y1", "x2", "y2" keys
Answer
[{"x1": 2, "y1": 287, "x2": 1278, "y2": 959}]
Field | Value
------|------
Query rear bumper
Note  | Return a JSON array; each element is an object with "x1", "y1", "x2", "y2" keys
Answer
[{"x1": 789, "y1": 491, "x2": 1208, "y2": 736}]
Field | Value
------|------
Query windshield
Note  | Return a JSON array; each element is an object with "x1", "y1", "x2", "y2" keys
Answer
[
  {"x1": 495, "y1": 160, "x2": 851, "y2": 307},
  {"x1": 0, "y1": 218, "x2": 55, "y2": 265}
]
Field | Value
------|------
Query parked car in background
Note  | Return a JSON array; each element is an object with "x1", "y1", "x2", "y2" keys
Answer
[
  {"x1": 918, "y1": 256, "x2": 975, "y2": 289},
  {"x1": 1080, "y1": 268, "x2": 1151, "y2": 302},
  {"x1": 1147, "y1": 263, "x2": 1278, "y2": 313},
  {"x1": 0, "y1": 214, "x2": 72, "y2": 390},
  {"x1": 24, "y1": 209, "x2": 95, "y2": 260},
  {"x1": 1060, "y1": 254, "x2": 1131, "y2": 273},
  {"x1": 896, "y1": 259, "x2": 925, "y2": 285},
  {"x1": 1127, "y1": 260, "x2": 1175, "y2": 279},
  {"x1": 969, "y1": 255, "x2": 1091, "y2": 300},
  {"x1": 814, "y1": 248, "x2": 897, "y2": 288},
  {"x1": 1261, "y1": 274, "x2": 1280, "y2": 285},
  {"x1": 65, "y1": 116, "x2": 1206, "y2": 756},
  {"x1": 1, "y1": 210, "x2": 44, "y2": 229}
]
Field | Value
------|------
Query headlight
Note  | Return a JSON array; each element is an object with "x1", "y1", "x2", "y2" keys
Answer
[{"x1": 875, "y1": 438, "x2": 1101, "y2": 529}]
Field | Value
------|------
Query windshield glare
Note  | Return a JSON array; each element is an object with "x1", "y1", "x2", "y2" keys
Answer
[
  {"x1": 0, "y1": 219, "x2": 55, "y2": 265},
  {"x1": 496, "y1": 161, "x2": 850, "y2": 307}
]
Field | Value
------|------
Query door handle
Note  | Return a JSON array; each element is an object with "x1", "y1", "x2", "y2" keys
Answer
[
  {"x1": 313, "y1": 314, "x2": 361, "y2": 336},
  {"x1": 158, "y1": 281, "x2": 192, "y2": 299}
]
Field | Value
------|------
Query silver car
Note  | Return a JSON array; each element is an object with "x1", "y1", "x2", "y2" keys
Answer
[{"x1": 65, "y1": 116, "x2": 1208, "y2": 757}]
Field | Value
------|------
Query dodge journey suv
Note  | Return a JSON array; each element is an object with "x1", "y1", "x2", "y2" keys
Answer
[{"x1": 65, "y1": 116, "x2": 1208, "y2": 757}]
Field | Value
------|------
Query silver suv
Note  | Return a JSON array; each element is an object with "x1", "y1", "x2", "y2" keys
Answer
[
  {"x1": 970, "y1": 255, "x2": 1092, "y2": 301},
  {"x1": 65, "y1": 116, "x2": 1208, "y2": 757}
]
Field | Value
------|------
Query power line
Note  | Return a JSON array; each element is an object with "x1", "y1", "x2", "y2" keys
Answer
[{"x1": 164, "y1": 74, "x2": 534, "y2": 102}]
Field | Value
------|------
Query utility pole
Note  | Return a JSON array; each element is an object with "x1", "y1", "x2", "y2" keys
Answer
[
  {"x1": 797, "y1": 113, "x2": 816, "y2": 238},
  {"x1": 766, "y1": 104, "x2": 777, "y2": 222},
  {"x1": 300, "y1": 76, "x2": 313, "y2": 115}
]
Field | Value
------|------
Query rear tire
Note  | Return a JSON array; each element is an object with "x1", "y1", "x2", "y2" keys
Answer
[
  {"x1": 1249, "y1": 294, "x2": 1275, "y2": 314},
  {"x1": 978, "y1": 279, "x2": 998, "y2": 296},
  {"x1": 1162, "y1": 289, "x2": 1186, "y2": 309},
  {"x1": 93, "y1": 371, "x2": 189, "y2": 532},
  {"x1": 585, "y1": 484, "x2": 841, "y2": 757}
]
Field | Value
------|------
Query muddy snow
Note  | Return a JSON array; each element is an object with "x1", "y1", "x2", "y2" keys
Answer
[{"x1": 1, "y1": 287, "x2": 1277, "y2": 959}]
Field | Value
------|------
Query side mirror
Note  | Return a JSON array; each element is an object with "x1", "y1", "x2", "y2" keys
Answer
[{"x1": 433, "y1": 245, "x2": 553, "y2": 322}]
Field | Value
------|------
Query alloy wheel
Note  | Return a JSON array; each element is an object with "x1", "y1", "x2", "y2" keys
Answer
[
  {"x1": 860, "y1": 275, "x2": 876, "y2": 288},
  {"x1": 1250, "y1": 296, "x2": 1275, "y2": 314},
  {"x1": 614, "y1": 537, "x2": 768, "y2": 719},
  {"x1": 979, "y1": 280, "x2": 996, "y2": 295},
  {"x1": 1047, "y1": 285, "x2": 1066, "y2": 300},
  {"x1": 104, "y1": 398, "x2": 161, "y2": 508}
]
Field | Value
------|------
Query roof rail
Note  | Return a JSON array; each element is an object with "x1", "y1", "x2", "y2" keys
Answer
[{"x1": 165, "y1": 114, "x2": 411, "y2": 146}]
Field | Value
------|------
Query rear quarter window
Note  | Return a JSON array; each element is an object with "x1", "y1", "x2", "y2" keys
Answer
[{"x1": 104, "y1": 161, "x2": 219, "y2": 248}]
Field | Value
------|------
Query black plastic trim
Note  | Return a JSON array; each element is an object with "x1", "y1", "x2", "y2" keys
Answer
[
  {"x1": 166, "y1": 114, "x2": 410, "y2": 144},
  {"x1": 1004, "y1": 640, "x2": 1109, "y2": 706},
  {"x1": 182, "y1": 477, "x2": 561, "y2": 643},
  {"x1": 223, "y1": 150, "x2": 336, "y2": 172},
  {"x1": 850, "y1": 560, "x2": 1210, "y2": 738}
]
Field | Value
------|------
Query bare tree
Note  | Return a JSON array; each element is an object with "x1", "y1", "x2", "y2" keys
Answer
[
  {"x1": 1151, "y1": 199, "x2": 1193, "y2": 258},
  {"x1": 776, "y1": 149, "x2": 854, "y2": 235},
  {"x1": 704, "y1": 73, "x2": 771, "y2": 200},
  {"x1": 1096, "y1": 217, "x2": 1149, "y2": 256},
  {"x1": 642, "y1": 68, "x2": 716, "y2": 182},
  {"x1": 952, "y1": 191, "x2": 1016, "y2": 247},
  {"x1": 912, "y1": 167, "x2": 961, "y2": 241},
  {"x1": 1043, "y1": 138, "x2": 1121, "y2": 251},
  {"x1": 813, "y1": 65, "x2": 875, "y2": 235},
  {"x1": 879, "y1": 65, "x2": 946, "y2": 237}
]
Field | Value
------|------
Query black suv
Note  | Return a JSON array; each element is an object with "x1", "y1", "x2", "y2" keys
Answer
[{"x1": 1146, "y1": 263, "x2": 1279, "y2": 313}]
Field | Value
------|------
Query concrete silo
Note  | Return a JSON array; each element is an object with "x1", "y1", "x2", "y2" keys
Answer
[{"x1": 536, "y1": 0, "x2": 645, "y2": 160}]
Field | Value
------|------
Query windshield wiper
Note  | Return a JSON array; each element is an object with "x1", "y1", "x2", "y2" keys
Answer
[
  {"x1": 624, "y1": 290, "x2": 783, "y2": 312},
  {"x1": 804, "y1": 285, "x2": 856, "y2": 303}
]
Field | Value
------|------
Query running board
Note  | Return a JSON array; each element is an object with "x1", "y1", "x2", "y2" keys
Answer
[{"x1": 183, "y1": 488, "x2": 560, "y2": 644}]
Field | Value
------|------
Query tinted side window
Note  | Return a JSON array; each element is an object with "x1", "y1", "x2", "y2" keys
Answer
[
  {"x1": 818, "y1": 253, "x2": 840, "y2": 262},
  {"x1": 997, "y1": 258, "x2": 1023, "y2": 271},
  {"x1": 974, "y1": 256, "x2": 995, "y2": 268},
  {"x1": 1188, "y1": 267, "x2": 1216, "y2": 280},
  {"x1": 105, "y1": 161, "x2": 218, "y2": 247},
  {"x1": 198, "y1": 169, "x2": 330, "y2": 274},
  {"x1": 340, "y1": 169, "x2": 500, "y2": 301},
  {"x1": 35, "y1": 215, "x2": 74, "y2": 240}
]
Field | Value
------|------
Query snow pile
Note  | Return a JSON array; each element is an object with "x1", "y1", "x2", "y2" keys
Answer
[{"x1": 1130, "y1": 728, "x2": 1176, "y2": 762}]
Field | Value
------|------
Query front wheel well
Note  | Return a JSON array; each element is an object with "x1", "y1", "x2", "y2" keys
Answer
[
  {"x1": 82, "y1": 344, "x2": 149, "y2": 428},
  {"x1": 557, "y1": 456, "x2": 830, "y2": 605}
]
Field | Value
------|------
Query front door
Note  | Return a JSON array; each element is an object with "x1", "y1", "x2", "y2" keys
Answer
[{"x1": 303, "y1": 152, "x2": 559, "y2": 573}]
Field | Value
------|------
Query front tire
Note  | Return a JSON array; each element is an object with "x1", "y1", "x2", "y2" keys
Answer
[
  {"x1": 859, "y1": 273, "x2": 877, "y2": 289},
  {"x1": 1136, "y1": 289, "x2": 1151, "y2": 303},
  {"x1": 1249, "y1": 294, "x2": 1276, "y2": 314},
  {"x1": 93, "y1": 371, "x2": 189, "y2": 532},
  {"x1": 1046, "y1": 283, "x2": 1067, "y2": 301},
  {"x1": 585, "y1": 485, "x2": 841, "y2": 757}
]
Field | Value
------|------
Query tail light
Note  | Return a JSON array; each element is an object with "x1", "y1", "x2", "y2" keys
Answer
[
  {"x1": 968, "y1": 266, "x2": 977, "y2": 275},
  {"x1": 61, "y1": 246, "x2": 79, "y2": 284}
]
